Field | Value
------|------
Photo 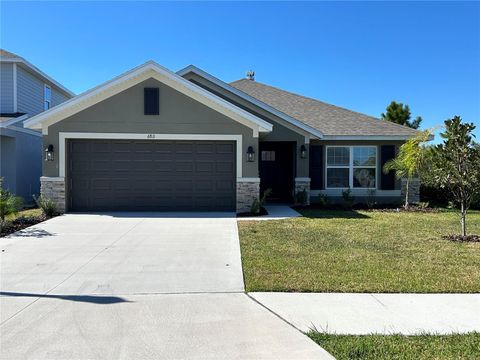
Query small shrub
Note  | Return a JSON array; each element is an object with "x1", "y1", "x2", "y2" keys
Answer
[
  {"x1": 33, "y1": 195, "x2": 57, "y2": 217},
  {"x1": 341, "y1": 188, "x2": 355, "y2": 208},
  {"x1": 316, "y1": 194, "x2": 330, "y2": 208},
  {"x1": 0, "y1": 186, "x2": 23, "y2": 222},
  {"x1": 366, "y1": 189, "x2": 376, "y2": 209},
  {"x1": 295, "y1": 189, "x2": 309, "y2": 206},
  {"x1": 250, "y1": 188, "x2": 272, "y2": 215}
]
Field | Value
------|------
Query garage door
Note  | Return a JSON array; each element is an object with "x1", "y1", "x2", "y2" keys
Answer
[{"x1": 67, "y1": 139, "x2": 236, "y2": 212}]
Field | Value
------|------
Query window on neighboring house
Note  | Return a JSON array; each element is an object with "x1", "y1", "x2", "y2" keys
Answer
[
  {"x1": 44, "y1": 84, "x2": 51, "y2": 110},
  {"x1": 326, "y1": 146, "x2": 377, "y2": 188}
]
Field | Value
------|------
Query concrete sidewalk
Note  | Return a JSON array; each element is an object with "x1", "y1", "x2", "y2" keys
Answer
[{"x1": 250, "y1": 292, "x2": 480, "y2": 335}]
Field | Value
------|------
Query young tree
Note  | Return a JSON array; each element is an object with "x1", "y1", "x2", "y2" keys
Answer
[
  {"x1": 429, "y1": 116, "x2": 480, "y2": 236},
  {"x1": 383, "y1": 130, "x2": 432, "y2": 208},
  {"x1": 0, "y1": 179, "x2": 23, "y2": 227},
  {"x1": 381, "y1": 101, "x2": 423, "y2": 129}
]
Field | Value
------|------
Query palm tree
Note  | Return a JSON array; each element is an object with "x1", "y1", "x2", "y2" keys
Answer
[{"x1": 383, "y1": 130, "x2": 432, "y2": 208}]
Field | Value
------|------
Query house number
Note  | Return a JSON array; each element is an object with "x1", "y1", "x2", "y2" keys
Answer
[{"x1": 147, "y1": 134, "x2": 155, "y2": 139}]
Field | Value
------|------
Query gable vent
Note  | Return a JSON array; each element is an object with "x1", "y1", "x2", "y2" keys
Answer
[{"x1": 144, "y1": 88, "x2": 159, "y2": 115}]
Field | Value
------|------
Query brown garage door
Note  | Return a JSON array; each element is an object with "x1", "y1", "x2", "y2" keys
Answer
[{"x1": 67, "y1": 139, "x2": 236, "y2": 212}]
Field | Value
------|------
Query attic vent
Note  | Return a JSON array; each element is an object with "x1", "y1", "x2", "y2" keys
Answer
[
  {"x1": 246, "y1": 70, "x2": 255, "y2": 81},
  {"x1": 144, "y1": 88, "x2": 159, "y2": 115}
]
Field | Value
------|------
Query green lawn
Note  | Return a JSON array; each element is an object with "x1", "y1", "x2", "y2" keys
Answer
[
  {"x1": 308, "y1": 332, "x2": 480, "y2": 360},
  {"x1": 238, "y1": 210, "x2": 480, "y2": 292}
]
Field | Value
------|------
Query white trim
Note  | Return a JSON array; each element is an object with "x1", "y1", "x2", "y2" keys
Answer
[
  {"x1": 25, "y1": 61, "x2": 273, "y2": 136},
  {"x1": 40, "y1": 176, "x2": 65, "y2": 182},
  {"x1": 58, "y1": 132, "x2": 243, "y2": 178},
  {"x1": 325, "y1": 145, "x2": 378, "y2": 190},
  {"x1": 323, "y1": 135, "x2": 414, "y2": 141},
  {"x1": 0, "y1": 114, "x2": 29, "y2": 128},
  {"x1": 12, "y1": 63, "x2": 17, "y2": 112},
  {"x1": 295, "y1": 177, "x2": 311, "y2": 182},
  {"x1": 311, "y1": 189, "x2": 401, "y2": 197},
  {"x1": 0, "y1": 57, "x2": 74, "y2": 97},
  {"x1": 1, "y1": 125, "x2": 42, "y2": 137},
  {"x1": 237, "y1": 177, "x2": 260, "y2": 183},
  {"x1": 177, "y1": 65, "x2": 323, "y2": 139}
]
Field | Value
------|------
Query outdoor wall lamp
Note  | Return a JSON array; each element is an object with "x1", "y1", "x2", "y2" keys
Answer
[
  {"x1": 45, "y1": 144, "x2": 54, "y2": 161},
  {"x1": 300, "y1": 144, "x2": 307, "y2": 159},
  {"x1": 246, "y1": 146, "x2": 255, "y2": 162}
]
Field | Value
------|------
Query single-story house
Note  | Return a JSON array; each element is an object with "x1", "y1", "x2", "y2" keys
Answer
[{"x1": 24, "y1": 61, "x2": 419, "y2": 213}]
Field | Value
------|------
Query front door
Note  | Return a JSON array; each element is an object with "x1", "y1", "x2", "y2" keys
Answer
[{"x1": 259, "y1": 142, "x2": 295, "y2": 202}]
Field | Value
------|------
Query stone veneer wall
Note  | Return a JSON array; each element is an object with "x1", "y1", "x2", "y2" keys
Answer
[
  {"x1": 236, "y1": 179, "x2": 260, "y2": 213},
  {"x1": 401, "y1": 177, "x2": 420, "y2": 204},
  {"x1": 40, "y1": 177, "x2": 66, "y2": 213},
  {"x1": 294, "y1": 177, "x2": 311, "y2": 206}
]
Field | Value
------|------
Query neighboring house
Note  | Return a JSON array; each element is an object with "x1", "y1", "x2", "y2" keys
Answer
[
  {"x1": 0, "y1": 49, "x2": 74, "y2": 202},
  {"x1": 24, "y1": 61, "x2": 419, "y2": 213}
]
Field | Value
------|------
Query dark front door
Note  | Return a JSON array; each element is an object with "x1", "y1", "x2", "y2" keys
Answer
[
  {"x1": 67, "y1": 139, "x2": 236, "y2": 212},
  {"x1": 259, "y1": 142, "x2": 295, "y2": 202}
]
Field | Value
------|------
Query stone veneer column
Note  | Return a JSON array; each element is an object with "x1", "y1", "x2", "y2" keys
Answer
[
  {"x1": 40, "y1": 177, "x2": 66, "y2": 213},
  {"x1": 294, "y1": 177, "x2": 311, "y2": 205},
  {"x1": 401, "y1": 177, "x2": 420, "y2": 204},
  {"x1": 236, "y1": 178, "x2": 260, "y2": 213}
]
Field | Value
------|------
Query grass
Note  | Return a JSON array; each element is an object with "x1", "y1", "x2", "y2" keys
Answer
[
  {"x1": 5, "y1": 208, "x2": 42, "y2": 221},
  {"x1": 308, "y1": 332, "x2": 480, "y2": 360},
  {"x1": 238, "y1": 209, "x2": 480, "y2": 292}
]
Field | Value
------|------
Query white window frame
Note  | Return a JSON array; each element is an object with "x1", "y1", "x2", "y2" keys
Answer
[
  {"x1": 325, "y1": 145, "x2": 378, "y2": 190},
  {"x1": 44, "y1": 84, "x2": 52, "y2": 110}
]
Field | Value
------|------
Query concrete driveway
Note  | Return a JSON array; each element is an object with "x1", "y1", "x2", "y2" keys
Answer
[{"x1": 0, "y1": 213, "x2": 331, "y2": 359}]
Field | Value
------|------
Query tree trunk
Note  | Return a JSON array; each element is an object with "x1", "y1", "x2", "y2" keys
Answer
[
  {"x1": 404, "y1": 178, "x2": 409, "y2": 209},
  {"x1": 461, "y1": 201, "x2": 466, "y2": 236}
]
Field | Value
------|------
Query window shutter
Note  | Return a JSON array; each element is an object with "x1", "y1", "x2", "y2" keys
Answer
[
  {"x1": 309, "y1": 145, "x2": 323, "y2": 190},
  {"x1": 144, "y1": 88, "x2": 159, "y2": 115},
  {"x1": 380, "y1": 145, "x2": 396, "y2": 190}
]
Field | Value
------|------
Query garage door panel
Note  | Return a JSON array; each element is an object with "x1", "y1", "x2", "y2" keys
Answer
[{"x1": 68, "y1": 139, "x2": 235, "y2": 211}]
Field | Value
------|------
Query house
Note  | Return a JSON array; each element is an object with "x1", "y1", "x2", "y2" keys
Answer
[
  {"x1": 24, "y1": 61, "x2": 419, "y2": 213},
  {"x1": 0, "y1": 49, "x2": 74, "y2": 202}
]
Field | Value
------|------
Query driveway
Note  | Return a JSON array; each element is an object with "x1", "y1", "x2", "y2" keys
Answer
[{"x1": 0, "y1": 213, "x2": 331, "y2": 359}]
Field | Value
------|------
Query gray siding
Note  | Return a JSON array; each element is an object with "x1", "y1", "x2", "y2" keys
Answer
[
  {"x1": 0, "y1": 134, "x2": 16, "y2": 193},
  {"x1": 0, "y1": 63, "x2": 14, "y2": 113},
  {"x1": 52, "y1": 87, "x2": 68, "y2": 107},
  {"x1": 43, "y1": 78, "x2": 257, "y2": 178},
  {"x1": 17, "y1": 66, "x2": 45, "y2": 116}
]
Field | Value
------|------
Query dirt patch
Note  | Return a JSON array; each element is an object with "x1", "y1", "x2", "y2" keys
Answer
[
  {"x1": 443, "y1": 234, "x2": 480, "y2": 243},
  {"x1": 237, "y1": 207, "x2": 268, "y2": 218}
]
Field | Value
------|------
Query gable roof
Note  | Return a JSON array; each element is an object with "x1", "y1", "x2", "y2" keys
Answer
[
  {"x1": 24, "y1": 61, "x2": 272, "y2": 135},
  {"x1": 0, "y1": 49, "x2": 75, "y2": 98},
  {"x1": 229, "y1": 79, "x2": 419, "y2": 140}
]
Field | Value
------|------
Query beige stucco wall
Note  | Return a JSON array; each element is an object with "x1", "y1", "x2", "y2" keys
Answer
[{"x1": 43, "y1": 78, "x2": 258, "y2": 178}]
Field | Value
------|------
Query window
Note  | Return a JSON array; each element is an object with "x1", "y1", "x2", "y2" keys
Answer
[
  {"x1": 144, "y1": 88, "x2": 159, "y2": 115},
  {"x1": 261, "y1": 151, "x2": 275, "y2": 161},
  {"x1": 44, "y1": 84, "x2": 51, "y2": 110},
  {"x1": 326, "y1": 146, "x2": 377, "y2": 188}
]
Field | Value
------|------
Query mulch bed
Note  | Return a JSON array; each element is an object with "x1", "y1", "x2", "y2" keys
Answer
[
  {"x1": 443, "y1": 234, "x2": 480, "y2": 243},
  {"x1": 0, "y1": 215, "x2": 48, "y2": 238},
  {"x1": 294, "y1": 204, "x2": 440, "y2": 213},
  {"x1": 237, "y1": 207, "x2": 268, "y2": 218}
]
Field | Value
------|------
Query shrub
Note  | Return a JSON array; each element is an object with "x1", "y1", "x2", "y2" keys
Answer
[
  {"x1": 341, "y1": 188, "x2": 355, "y2": 208},
  {"x1": 316, "y1": 194, "x2": 330, "y2": 208},
  {"x1": 0, "y1": 185, "x2": 23, "y2": 223},
  {"x1": 295, "y1": 189, "x2": 309, "y2": 206},
  {"x1": 250, "y1": 188, "x2": 272, "y2": 215},
  {"x1": 366, "y1": 189, "x2": 376, "y2": 209},
  {"x1": 33, "y1": 195, "x2": 57, "y2": 217}
]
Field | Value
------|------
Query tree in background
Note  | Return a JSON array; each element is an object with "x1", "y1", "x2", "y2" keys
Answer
[
  {"x1": 427, "y1": 116, "x2": 480, "y2": 237},
  {"x1": 381, "y1": 101, "x2": 423, "y2": 129},
  {"x1": 383, "y1": 130, "x2": 432, "y2": 208}
]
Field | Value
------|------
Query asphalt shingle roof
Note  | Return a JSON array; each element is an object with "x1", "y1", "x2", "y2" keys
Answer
[{"x1": 229, "y1": 78, "x2": 418, "y2": 137}]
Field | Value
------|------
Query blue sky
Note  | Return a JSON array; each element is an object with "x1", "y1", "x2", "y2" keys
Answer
[{"x1": 1, "y1": 1, "x2": 479, "y2": 139}]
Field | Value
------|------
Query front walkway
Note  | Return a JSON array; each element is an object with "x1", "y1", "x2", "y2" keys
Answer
[{"x1": 250, "y1": 292, "x2": 480, "y2": 335}]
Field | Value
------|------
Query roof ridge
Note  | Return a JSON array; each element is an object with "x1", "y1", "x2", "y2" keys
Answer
[{"x1": 230, "y1": 78, "x2": 418, "y2": 133}]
